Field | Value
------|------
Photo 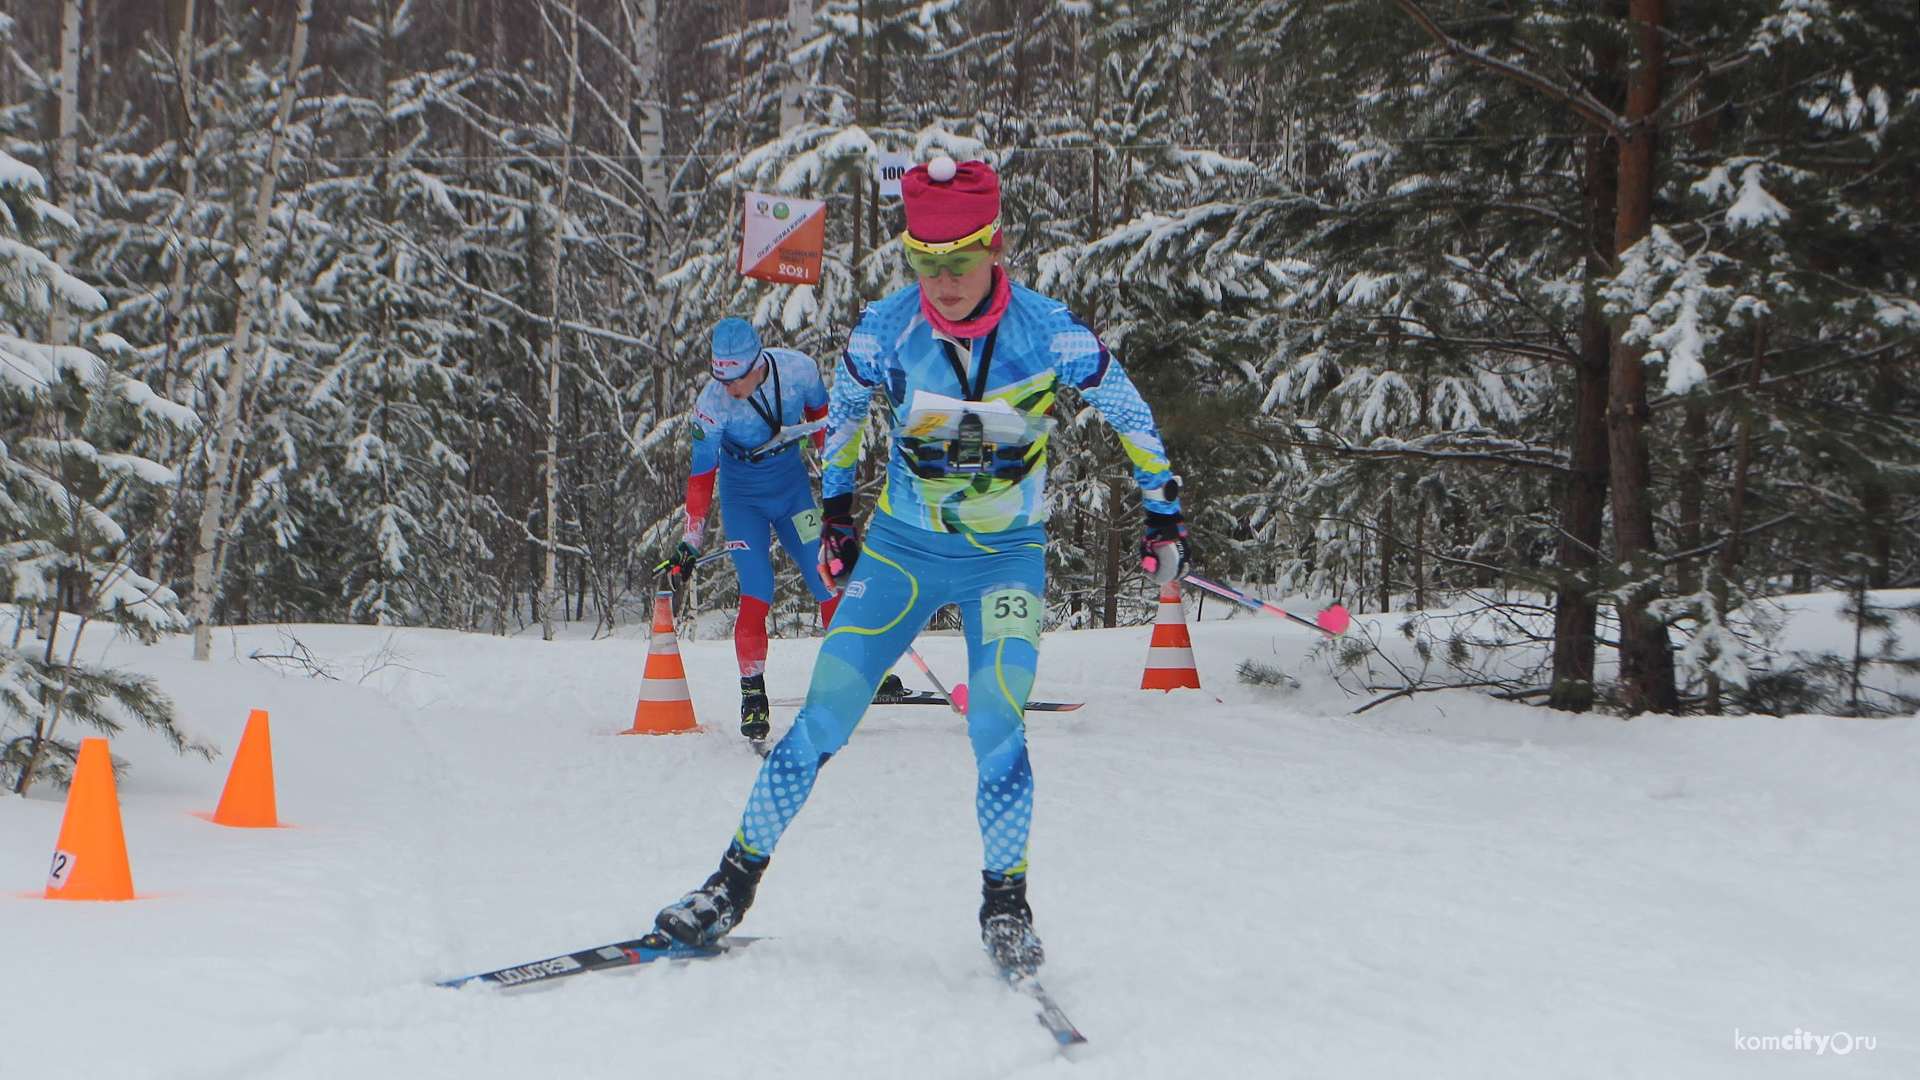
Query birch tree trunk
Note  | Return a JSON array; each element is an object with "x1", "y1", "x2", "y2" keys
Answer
[
  {"x1": 779, "y1": 0, "x2": 814, "y2": 133},
  {"x1": 541, "y1": 0, "x2": 581, "y2": 641},
  {"x1": 623, "y1": 0, "x2": 669, "y2": 235},
  {"x1": 188, "y1": 0, "x2": 312, "y2": 661},
  {"x1": 48, "y1": 0, "x2": 83, "y2": 351},
  {"x1": 624, "y1": 0, "x2": 683, "y2": 466},
  {"x1": 160, "y1": 0, "x2": 200, "y2": 397}
]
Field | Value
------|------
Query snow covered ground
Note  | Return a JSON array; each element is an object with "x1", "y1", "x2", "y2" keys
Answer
[{"x1": 3, "y1": 600, "x2": 1916, "y2": 1079}]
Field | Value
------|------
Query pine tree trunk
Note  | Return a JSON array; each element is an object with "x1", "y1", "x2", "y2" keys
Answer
[
  {"x1": 188, "y1": 0, "x2": 312, "y2": 661},
  {"x1": 1678, "y1": 401, "x2": 1709, "y2": 591},
  {"x1": 1103, "y1": 480, "x2": 1122, "y2": 627},
  {"x1": 1860, "y1": 358, "x2": 1903, "y2": 588},
  {"x1": 1718, "y1": 323, "x2": 1766, "y2": 574},
  {"x1": 1605, "y1": 0, "x2": 1678, "y2": 714},
  {"x1": 1378, "y1": 496, "x2": 1394, "y2": 614},
  {"x1": 1549, "y1": 104, "x2": 1622, "y2": 713},
  {"x1": 1550, "y1": 296, "x2": 1613, "y2": 711}
]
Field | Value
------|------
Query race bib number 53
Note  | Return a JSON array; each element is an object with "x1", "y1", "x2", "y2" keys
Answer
[{"x1": 982, "y1": 588, "x2": 1041, "y2": 645}]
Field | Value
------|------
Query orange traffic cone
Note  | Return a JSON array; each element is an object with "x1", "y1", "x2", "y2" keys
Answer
[
  {"x1": 1141, "y1": 582, "x2": 1203, "y2": 690},
  {"x1": 203, "y1": 709, "x2": 280, "y2": 827},
  {"x1": 624, "y1": 590, "x2": 701, "y2": 735},
  {"x1": 43, "y1": 738, "x2": 135, "y2": 901}
]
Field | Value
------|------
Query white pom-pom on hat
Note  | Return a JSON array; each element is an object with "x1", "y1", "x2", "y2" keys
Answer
[{"x1": 927, "y1": 155, "x2": 958, "y2": 183}]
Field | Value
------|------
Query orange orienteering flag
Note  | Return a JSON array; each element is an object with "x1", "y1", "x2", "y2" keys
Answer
[{"x1": 739, "y1": 191, "x2": 826, "y2": 285}]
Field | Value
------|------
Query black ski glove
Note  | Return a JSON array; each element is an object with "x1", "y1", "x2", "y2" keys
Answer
[
  {"x1": 1141, "y1": 510, "x2": 1191, "y2": 586},
  {"x1": 664, "y1": 539, "x2": 701, "y2": 577},
  {"x1": 818, "y1": 493, "x2": 861, "y2": 589}
]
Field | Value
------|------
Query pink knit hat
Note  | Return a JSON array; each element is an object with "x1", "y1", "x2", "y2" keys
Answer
[{"x1": 901, "y1": 157, "x2": 1001, "y2": 245}]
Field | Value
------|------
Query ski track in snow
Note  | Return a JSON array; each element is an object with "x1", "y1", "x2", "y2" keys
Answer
[{"x1": 3, "y1": 611, "x2": 1917, "y2": 1079}]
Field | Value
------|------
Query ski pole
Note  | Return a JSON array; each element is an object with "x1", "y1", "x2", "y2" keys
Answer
[
  {"x1": 1179, "y1": 573, "x2": 1351, "y2": 637},
  {"x1": 905, "y1": 645, "x2": 968, "y2": 715},
  {"x1": 746, "y1": 417, "x2": 829, "y2": 459}
]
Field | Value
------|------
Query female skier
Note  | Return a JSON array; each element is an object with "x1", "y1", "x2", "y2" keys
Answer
[{"x1": 654, "y1": 159, "x2": 1190, "y2": 971}]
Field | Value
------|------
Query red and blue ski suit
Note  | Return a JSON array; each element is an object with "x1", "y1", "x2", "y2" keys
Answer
[{"x1": 683, "y1": 347, "x2": 836, "y2": 677}]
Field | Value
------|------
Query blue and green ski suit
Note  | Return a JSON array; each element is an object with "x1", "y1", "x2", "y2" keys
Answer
[{"x1": 733, "y1": 277, "x2": 1181, "y2": 878}]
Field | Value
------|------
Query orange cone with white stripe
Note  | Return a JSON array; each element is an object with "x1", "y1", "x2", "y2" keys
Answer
[
  {"x1": 624, "y1": 590, "x2": 701, "y2": 735},
  {"x1": 1141, "y1": 582, "x2": 1202, "y2": 690},
  {"x1": 43, "y1": 738, "x2": 135, "y2": 901}
]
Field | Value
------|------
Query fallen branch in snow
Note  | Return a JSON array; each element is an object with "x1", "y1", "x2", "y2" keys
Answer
[
  {"x1": 355, "y1": 634, "x2": 435, "y2": 686},
  {"x1": 248, "y1": 634, "x2": 339, "y2": 681},
  {"x1": 1354, "y1": 680, "x2": 1510, "y2": 714}
]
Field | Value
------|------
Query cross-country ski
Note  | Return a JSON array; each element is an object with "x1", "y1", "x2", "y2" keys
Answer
[{"x1": 440, "y1": 933, "x2": 755, "y2": 991}]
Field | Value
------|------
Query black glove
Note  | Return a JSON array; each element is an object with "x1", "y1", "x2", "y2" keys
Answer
[
  {"x1": 1141, "y1": 510, "x2": 1190, "y2": 586},
  {"x1": 818, "y1": 493, "x2": 861, "y2": 589},
  {"x1": 664, "y1": 538, "x2": 701, "y2": 577}
]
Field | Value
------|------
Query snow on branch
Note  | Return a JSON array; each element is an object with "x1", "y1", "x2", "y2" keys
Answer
[
  {"x1": 1603, "y1": 228, "x2": 1734, "y2": 396},
  {"x1": 1726, "y1": 166, "x2": 1790, "y2": 229}
]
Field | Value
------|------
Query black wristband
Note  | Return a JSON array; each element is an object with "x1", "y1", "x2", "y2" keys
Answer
[{"x1": 823, "y1": 492, "x2": 855, "y2": 523}]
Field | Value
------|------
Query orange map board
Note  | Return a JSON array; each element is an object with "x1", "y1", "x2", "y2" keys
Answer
[{"x1": 739, "y1": 192, "x2": 827, "y2": 285}]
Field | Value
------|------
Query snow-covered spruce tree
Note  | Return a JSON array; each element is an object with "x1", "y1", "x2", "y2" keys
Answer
[
  {"x1": 0, "y1": 151, "x2": 207, "y2": 794},
  {"x1": 1026, "y1": 0, "x2": 1291, "y2": 626}
]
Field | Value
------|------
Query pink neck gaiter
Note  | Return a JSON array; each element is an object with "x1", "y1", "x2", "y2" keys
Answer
[{"x1": 920, "y1": 266, "x2": 1012, "y2": 339}]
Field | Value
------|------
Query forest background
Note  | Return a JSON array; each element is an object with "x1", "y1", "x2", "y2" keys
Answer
[{"x1": 2, "y1": 0, "x2": 1915, "y2": 790}]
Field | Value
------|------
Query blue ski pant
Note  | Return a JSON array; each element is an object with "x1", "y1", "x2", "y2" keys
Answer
[
  {"x1": 734, "y1": 513, "x2": 1046, "y2": 876},
  {"x1": 717, "y1": 457, "x2": 835, "y2": 607}
]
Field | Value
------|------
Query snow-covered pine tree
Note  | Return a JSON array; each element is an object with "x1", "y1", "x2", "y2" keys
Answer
[
  {"x1": 1225, "y1": 1, "x2": 1605, "y2": 701},
  {"x1": 291, "y1": 0, "x2": 490, "y2": 627},
  {"x1": 184, "y1": 0, "x2": 315, "y2": 659},
  {"x1": 1028, "y1": 0, "x2": 1281, "y2": 626},
  {"x1": 1224, "y1": 0, "x2": 1920, "y2": 714},
  {"x1": 0, "y1": 147, "x2": 206, "y2": 794}
]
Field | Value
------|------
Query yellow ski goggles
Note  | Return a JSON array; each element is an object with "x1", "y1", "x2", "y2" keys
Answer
[{"x1": 902, "y1": 220, "x2": 999, "y2": 278}]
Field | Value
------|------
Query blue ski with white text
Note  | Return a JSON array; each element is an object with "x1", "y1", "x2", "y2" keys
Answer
[{"x1": 439, "y1": 932, "x2": 754, "y2": 990}]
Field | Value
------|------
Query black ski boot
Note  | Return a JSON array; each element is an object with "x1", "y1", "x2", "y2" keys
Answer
[
  {"x1": 654, "y1": 843, "x2": 769, "y2": 946},
  {"x1": 875, "y1": 672, "x2": 906, "y2": 701},
  {"x1": 980, "y1": 870, "x2": 1045, "y2": 971},
  {"x1": 740, "y1": 675, "x2": 771, "y2": 740}
]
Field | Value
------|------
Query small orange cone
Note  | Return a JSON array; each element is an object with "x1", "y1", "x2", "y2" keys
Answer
[
  {"x1": 1141, "y1": 582, "x2": 1202, "y2": 690},
  {"x1": 624, "y1": 590, "x2": 701, "y2": 735},
  {"x1": 206, "y1": 709, "x2": 280, "y2": 827},
  {"x1": 43, "y1": 738, "x2": 135, "y2": 901}
]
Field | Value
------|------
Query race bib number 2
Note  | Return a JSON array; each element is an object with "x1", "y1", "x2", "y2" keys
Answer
[
  {"x1": 982, "y1": 588, "x2": 1041, "y2": 645},
  {"x1": 792, "y1": 507, "x2": 823, "y2": 544}
]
